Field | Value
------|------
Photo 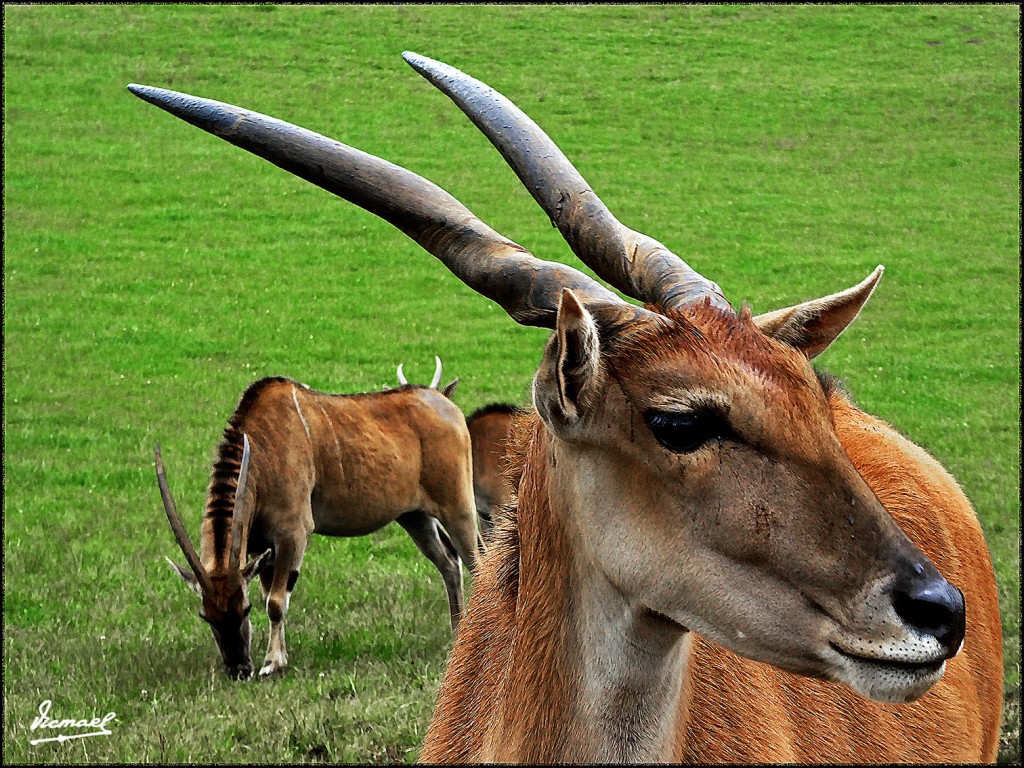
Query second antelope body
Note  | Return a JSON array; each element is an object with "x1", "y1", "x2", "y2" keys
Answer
[{"x1": 157, "y1": 365, "x2": 479, "y2": 679}]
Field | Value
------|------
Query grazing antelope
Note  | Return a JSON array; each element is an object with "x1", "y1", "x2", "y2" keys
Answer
[
  {"x1": 130, "y1": 52, "x2": 1002, "y2": 762},
  {"x1": 156, "y1": 374, "x2": 479, "y2": 680},
  {"x1": 465, "y1": 403, "x2": 524, "y2": 537}
]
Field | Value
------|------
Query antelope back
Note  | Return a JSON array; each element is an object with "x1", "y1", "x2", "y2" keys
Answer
[{"x1": 216, "y1": 376, "x2": 473, "y2": 541}]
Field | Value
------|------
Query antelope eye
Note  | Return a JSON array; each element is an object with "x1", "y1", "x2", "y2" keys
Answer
[{"x1": 644, "y1": 409, "x2": 733, "y2": 454}]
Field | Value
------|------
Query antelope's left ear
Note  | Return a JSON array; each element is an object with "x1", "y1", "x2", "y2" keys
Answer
[
  {"x1": 534, "y1": 288, "x2": 605, "y2": 434},
  {"x1": 441, "y1": 378, "x2": 459, "y2": 398},
  {"x1": 754, "y1": 266, "x2": 883, "y2": 359},
  {"x1": 241, "y1": 548, "x2": 273, "y2": 583}
]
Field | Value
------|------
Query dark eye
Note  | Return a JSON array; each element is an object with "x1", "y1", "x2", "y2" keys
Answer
[
  {"x1": 199, "y1": 612, "x2": 211, "y2": 624},
  {"x1": 644, "y1": 409, "x2": 733, "y2": 453}
]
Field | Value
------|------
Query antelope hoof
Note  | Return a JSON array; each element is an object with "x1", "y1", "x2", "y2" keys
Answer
[{"x1": 259, "y1": 655, "x2": 288, "y2": 677}]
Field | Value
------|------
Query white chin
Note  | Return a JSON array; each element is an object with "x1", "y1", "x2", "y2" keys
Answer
[{"x1": 835, "y1": 654, "x2": 946, "y2": 703}]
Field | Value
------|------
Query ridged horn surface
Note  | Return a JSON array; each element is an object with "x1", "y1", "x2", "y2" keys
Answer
[
  {"x1": 228, "y1": 434, "x2": 252, "y2": 571},
  {"x1": 402, "y1": 52, "x2": 732, "y2": 314},
  {"x1": 127, "y1": 83, "x2": 631, "y2": 328}
]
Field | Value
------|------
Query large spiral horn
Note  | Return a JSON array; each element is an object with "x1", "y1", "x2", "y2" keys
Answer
[
  {"x1": 402, "y1": 52, "x2": 732, "y2": 314},
  {"x1": 155, "y1": 443, "x2": 213, "y2": 594},
  {"x1": 128, "y1": 83, "x2": 649, "y2": 329}
]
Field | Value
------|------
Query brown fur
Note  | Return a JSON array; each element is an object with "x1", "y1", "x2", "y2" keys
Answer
[
  {"x1": 420, "y1": 310, "x2": 1002, "y2": 763},
  {"x1": 466, "y1": 403, "x2": 524, "y2": 537}
]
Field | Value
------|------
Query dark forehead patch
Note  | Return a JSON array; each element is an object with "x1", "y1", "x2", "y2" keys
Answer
[{"x1": 204, "y1": 577, "x2": 245, "y2": 612}]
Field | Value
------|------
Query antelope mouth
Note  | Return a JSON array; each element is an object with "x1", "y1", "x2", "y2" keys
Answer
[
  {"x1": 828, "y1": 641, "x2": 946, "y2": 703},
  {"x1": 829, "y1": 642, "x2": 946, "y2": 675}
]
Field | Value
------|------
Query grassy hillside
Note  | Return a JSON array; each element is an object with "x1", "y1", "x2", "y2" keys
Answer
[{"x1": 4, "y1": 4, "x2": 1019, "y2": 763}]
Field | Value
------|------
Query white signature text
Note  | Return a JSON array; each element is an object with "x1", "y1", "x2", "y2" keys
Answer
[{"x1": 29, "y1": 700, "x2": 116, "y2": 745}]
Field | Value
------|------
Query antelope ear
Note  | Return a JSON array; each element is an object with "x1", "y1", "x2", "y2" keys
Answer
[
  {"x1": 754, "y1": 266, "x2": 883, "y2": 359},
  {"x1": 241, "y1": 548, "x2": 273, "y2": 584},
  {"x1": 441, "y1": 378, "x2": 459, "y2": 398},
  {"x1": 534, "y1": 289, "x2": 604, "y2": 432},
  {"x1": 166, "y1": 556, "x2": 203, "y2": 597}
]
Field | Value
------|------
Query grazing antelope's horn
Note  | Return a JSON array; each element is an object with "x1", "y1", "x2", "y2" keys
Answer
[
  {"x1": 228, "y1": 434, "x2": 252, "y2": 572},
  {"x1": 127, "y1": 83, "x2": 644, "y2": 329},
  {"x1": 155, "y1": 443, "x2": 214, "y2": 594},
  {"x1": 402, "y1": 52, "x2": 732, "y2": 314},
  {"x1": 396, "y1": 363, "x2": 408, "y2": 386},
  {"x1": 430, "y1": 356, "x2": 442, "y2": 389}
]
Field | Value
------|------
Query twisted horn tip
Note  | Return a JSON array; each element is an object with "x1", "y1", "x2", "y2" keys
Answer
[
  {"x1": 402, "y1": 52, "x2": 457, "y2": 84},
  {"x1": 128, "y1": 83, "x2": 175, "y2": 104},
  {"x1": 127, "y1": 83, "x2": 247, "y2": 137},
  {"x1": 401, "y1": 51, "x2": 428, "y2": 68}
]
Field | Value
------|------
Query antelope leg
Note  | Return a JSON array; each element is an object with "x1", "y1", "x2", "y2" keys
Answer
[
  {"x1": 397, "y1": 511, "x2": 464, "y2": 633},
  {"x1": 258, "y1": 536, "x2": 307, "y2": 676}
]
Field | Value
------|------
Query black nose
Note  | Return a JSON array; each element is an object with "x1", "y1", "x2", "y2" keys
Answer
[{"x1": 892, "y1": 573, "x2": 966, "y2": 656}]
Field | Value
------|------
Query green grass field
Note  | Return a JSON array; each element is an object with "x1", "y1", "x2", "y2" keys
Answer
[{"x1": 3, "y1": 4, "x2": 1019, "y2": 764}]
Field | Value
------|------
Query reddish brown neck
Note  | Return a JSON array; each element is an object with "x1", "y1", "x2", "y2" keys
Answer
[{"x1": 486, "y1": 421, "x2": 692, "y2": 763}]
